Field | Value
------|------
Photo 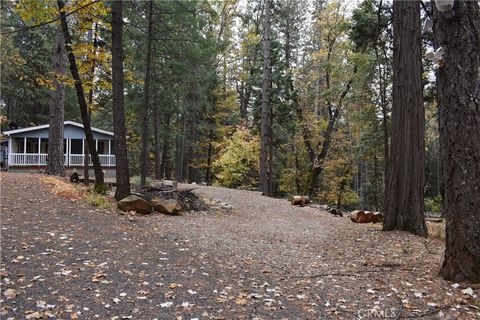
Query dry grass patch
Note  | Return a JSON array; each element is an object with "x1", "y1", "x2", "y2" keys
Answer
[
  {"x1": 427, "y1": 220, "x2": 446, "y2": 240},
  {"x1": 41, "y1": 176, "x2": 84, "y2": 200}
]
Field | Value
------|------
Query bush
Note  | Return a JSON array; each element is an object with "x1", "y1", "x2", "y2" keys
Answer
[
  {"x1": 130, "y1": 175, "x2": 153, "y2": 188},
  {"x1": 94, "y1": 182, "x2": 108, "y2": 195},
  {"x1": 86, "y1": 193, "x2": 109, "y2": 208},
  {"x1": 425, "y1": 195, "x2": 442, "y2": 215},
  {"x1": 212, "y1": 126, "x2": 260, "y2": 189}
]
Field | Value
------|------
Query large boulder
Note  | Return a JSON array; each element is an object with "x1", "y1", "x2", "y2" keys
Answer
[
  {"x1": 151, "y1": 198, "x2": 182, "y2": 215},
  {"x1": 350, "y1": 210, "x2": 383, "y2": 223},
  {"x1": 118, "y1": 195, "x2": 153, "y2": 214}
]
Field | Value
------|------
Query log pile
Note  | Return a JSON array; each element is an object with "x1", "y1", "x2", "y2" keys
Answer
[
  {"x1": 117, "y1": 181, "x2": 208, "y2": 215},
  {"x1": 140, "y1": 186, "x2": 208, "y2": 212}
]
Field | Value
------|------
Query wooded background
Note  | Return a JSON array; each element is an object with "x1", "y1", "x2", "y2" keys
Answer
[{"x1": 0, "y1": 0, "x2": 451, "y2": 212}]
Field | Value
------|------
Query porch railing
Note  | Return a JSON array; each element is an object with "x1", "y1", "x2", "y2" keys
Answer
[
  {"x1": 9, "y1": 153, "x2": 48, "y2": 166},
  {"x1": 8, "y1": 153, "x2": 115, "y2": 167}
]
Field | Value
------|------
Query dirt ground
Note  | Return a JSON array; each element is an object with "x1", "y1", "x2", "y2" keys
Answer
[{"x1": 1, "y1": 172, "x2": 478, "y2": 319}]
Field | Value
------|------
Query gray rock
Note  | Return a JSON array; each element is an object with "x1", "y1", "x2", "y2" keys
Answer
[
  {"x1": 151, "y1": 198, "x2": 182, "y2": 215},
  {"x1": 118, "y1": 195, "x2": 153, "y2": 215}
]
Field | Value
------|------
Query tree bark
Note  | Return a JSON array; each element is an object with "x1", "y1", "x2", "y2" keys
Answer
[
  {"x1": 259, "y1": 0, "x2": 273, "y2": 196},
  {"x1": 57, "y1": 0, "x2": 105, "y2": 191},
  {"x1": 434, "y1": 1, "x2": 480, "y2": 283},
  {"x1": 46, "y1": 24, "x2": 66, "y2": 176},
  {"x1": 205, "y1": 129, "x2": 214, "y2": 185},
  {"x1": 111, "y1": 0, "x2": 131, "y2": 200},
  {"x1": 84, "y1": 23, "x2": 98, "y2": 186},
  {"x1": 154, "y1": 99, "x2": 162, "y2": 180},
  {"x1": 374, "y1": 0, "x2": 389, "y2": 185},
  {"x1": 161, "y1": 113, "x2": 171, "y2": 180},
  {"x1": 383, "y1": 0, "x2": 427, "y2": 237},
  {"x1": 140, "y1": 0, "x2": 154, "y2": 186}
]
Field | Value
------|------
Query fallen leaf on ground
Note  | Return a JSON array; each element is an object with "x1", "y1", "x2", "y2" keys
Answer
[{"x1": 4, "y1": 289, "x2": 16, "y2": 299}]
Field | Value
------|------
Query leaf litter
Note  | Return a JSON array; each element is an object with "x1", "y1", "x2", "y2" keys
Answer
[{"x1": 0, "y1": 173, "x2": 478, "y2": 319}]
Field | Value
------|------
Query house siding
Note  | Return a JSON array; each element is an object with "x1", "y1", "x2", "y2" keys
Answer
[
  {"x1": 9, "y1": 124, "x2": 113, "y2": 140},
  {"x1": 2, "y1": 122, "x2": 116, "y2": 171}
]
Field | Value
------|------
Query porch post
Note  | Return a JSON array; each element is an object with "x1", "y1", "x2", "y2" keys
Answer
[
  {"x1": 7, "y1": 136, "x2": 12, "y2": 169},
  {"x1": 108, "y1": 140, "x2": 112, "y2": 166},
  {"x1": 82, "y1": 139, "x2": 85, "y2": 164},
  {"x1": 23, "y1": 137, "x2": 26, "y2": 165},
  {"x1": 67, "y1": 139, "x2": 71, "y2": 167},
  {"x1": 38, "y1": 137, "x2": 41, "y2": 165}
]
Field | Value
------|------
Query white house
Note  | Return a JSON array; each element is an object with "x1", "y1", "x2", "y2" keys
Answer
[{"x1": 1, "y1": 121, "x2": 116, "y2": 173}]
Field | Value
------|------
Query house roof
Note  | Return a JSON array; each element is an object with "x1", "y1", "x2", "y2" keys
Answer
[{"x1": 2, "y1": 121, "x2": 114, "y2": 137}]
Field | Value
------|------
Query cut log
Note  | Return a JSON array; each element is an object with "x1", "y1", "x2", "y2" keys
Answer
[
  {"x1": 291, "y1": 196, "x2": 310, "y2": 206},
  {"x1": 372, "y1": 212, "x2": 383, "y2": 223},
  {"x1": 350, "y1": 210, "x2": 384, "y2": 223},
  {"x1": 349, "y1": 210, "x2": 363, "y2": 217}
]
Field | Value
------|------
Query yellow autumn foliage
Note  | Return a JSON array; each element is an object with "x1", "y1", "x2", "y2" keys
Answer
[{"x1": 212, "y1": 126, "x2": 260, "y2": 189}]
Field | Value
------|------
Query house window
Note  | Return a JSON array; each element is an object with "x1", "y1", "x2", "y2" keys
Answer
[
  {"x1": 97, "y1": 140, "x2": 109, "y2": 155},
  {"x1": 25, "y1": 138, "x2": 39, "y2": 154},
  {"x1": 40, "y1": 138, "x2": 48, "y2": 153},
  {"x1": 70, "y1": 139, "x2": 83, "y2": 155},
  {"x1": 13, "y1": 138, "x2": 24, "y2": 153}
]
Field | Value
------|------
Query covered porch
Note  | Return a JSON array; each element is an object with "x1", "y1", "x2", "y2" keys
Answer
[{"x1": 7, "y1": 137, "x2": 116, "y2": 167}]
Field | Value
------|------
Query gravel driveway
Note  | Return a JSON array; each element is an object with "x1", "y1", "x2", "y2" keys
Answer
[{"x1": 1, "y1": 173, "x2": 476, "y2": 319}]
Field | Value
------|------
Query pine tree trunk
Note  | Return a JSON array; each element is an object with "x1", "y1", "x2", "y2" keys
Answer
[
  {"x1": 259, "y1": 0, "x2": 273, "y2": 196},
  {"x1": 46, "y1": 24, "x2": 66, "y2": 176},
  {"x1": 140, "y1": 0, "x2": 154, "y2": 186},
  {"x1": 57, "y1": 0, "x2": 105, "y2": 191},
  {"x1": 84, "y1": 24, "x2": 97, "y2": 186},
  {"x1": 154, "y1": 102, "x2": 162, "y2": 180},
  {"x1": 83, "y1": 112, "x2": 90, "y2": 185},
  {"x1": 434, "y1": 1, "x2": 480, "y2": 283},
  {"x1": 205, "y1": 129, "x2": 213, "y2": 185},
  {"x1": 161, "y1": 113, "x2": 171, "y2": 180},
  {"x1": 111, "y1": 0, "x2": 131, "y2": 200},
  {"x1": 383, "y1": 0, "x2": 427, "y2": 237}
]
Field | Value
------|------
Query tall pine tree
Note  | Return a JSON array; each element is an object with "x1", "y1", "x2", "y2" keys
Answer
[
  {"x1": 434, "y1": 0, "x2": 480, "y2": 283},
  {"x1": 383, "y1": 0, "x2": 427, "y2": 237}
]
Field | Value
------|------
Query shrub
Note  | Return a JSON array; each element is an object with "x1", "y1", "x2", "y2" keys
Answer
[
  {"x1": 86, "y1": 193, "x2": 109, "y2": 208},
  {"x1": 212, "y1": 126, "x2": 260, "y2": 189},
  {"x1": 425, "y1": 195, "x2": 442, "y2": 215},
  {"x1": 94, "y1": 182, "x2": 108, "y2": 195},
  {"x1": 131, "y1": 175, "x2": 153, "y2": 188}
]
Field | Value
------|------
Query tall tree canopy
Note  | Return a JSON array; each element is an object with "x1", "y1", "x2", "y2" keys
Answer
[{"x1": 3, "y1": 1, "x2": 475, "y2": 248}]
